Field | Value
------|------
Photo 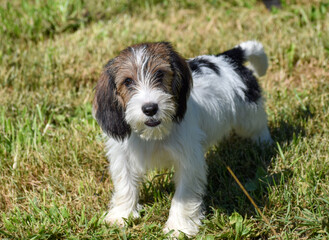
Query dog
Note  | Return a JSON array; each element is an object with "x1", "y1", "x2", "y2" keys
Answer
[{"x1": 93, "y1": 41, "x2": 272, "y2": 236}]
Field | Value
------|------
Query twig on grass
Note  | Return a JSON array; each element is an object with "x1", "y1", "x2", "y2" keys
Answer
[{"x1": 225, "y1": 165, "x2": 282, "y2": 240}]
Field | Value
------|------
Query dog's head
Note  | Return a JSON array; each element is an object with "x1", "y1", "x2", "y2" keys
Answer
[{"x1": 93, "y1": 42, "x2": 192, "y2": 141}]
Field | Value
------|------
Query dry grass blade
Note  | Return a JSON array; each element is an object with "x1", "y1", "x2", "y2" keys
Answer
[{"x1": 226, "y1": 165, "x2": 282, "y2": 240}]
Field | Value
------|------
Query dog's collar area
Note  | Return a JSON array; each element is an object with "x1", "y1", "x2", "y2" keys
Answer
[{"x1": 144, "y1": 119, "x2": 161, "y2": 127}]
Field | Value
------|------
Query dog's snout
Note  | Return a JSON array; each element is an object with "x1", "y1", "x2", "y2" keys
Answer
[{"x1": 142, "y1": 103, "x2": 158, "y2": 116}]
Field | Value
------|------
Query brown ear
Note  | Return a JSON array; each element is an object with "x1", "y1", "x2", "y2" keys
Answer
[
  {"x1": 167, "y1": 44, "x2": 193, "y2": 122},
  {"x1": 93, "y1": 59, "x2": 131, "y2": 140}
]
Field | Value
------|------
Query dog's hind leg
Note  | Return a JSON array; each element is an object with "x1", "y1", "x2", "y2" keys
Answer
[{"x1": 233, "y1": 99, "x2": 273, "y2": 145}]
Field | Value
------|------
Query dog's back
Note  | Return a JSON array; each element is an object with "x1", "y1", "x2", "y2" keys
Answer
[{"x1": 187, "y1": 41, "x2": 272, "y2": 146}]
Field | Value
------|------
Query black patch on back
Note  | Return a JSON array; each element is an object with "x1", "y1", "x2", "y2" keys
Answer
[
  {"x1": 188, "y1": 58, "x2": 220, "y2": 76},
  {"x1": 217, "y1": 47, "x2": 261, "y2": 103},
  {"x1": 234, "y1": 66, "x2": 261, "y2": 103},
  {"x1": 217, "y1": 46, "x2": 246, "y2": 65}
]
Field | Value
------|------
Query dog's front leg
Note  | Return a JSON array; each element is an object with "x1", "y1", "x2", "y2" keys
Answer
[
  {"x1": 164, "y1": 145, "x2": 207, "y2": 236},
  {"x1": 104, "y1": 150, "x2": 140, "y2": 226}
]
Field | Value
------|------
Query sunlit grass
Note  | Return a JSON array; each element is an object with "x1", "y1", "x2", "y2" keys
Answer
[{"x1": 1, "y1": 0, "x2": 328, "y2": 239}]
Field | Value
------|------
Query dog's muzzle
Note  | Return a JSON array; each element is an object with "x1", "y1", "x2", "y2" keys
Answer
[
  {"x1": 144, "y1": 119, "x2": 161, "y2": 127},
  {"x1": 142, "y1": 103, "x2": 162, "y2": 127}
]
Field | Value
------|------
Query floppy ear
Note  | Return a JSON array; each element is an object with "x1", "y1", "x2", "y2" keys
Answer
[
  {"x1": 93, "y1": 59, "x2": 131, "y2": 140},
  {"x1": 168, "y1": 45, "x2": 193, "y2": 122}
]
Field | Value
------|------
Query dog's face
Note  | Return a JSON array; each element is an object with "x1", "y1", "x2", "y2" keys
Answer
[{"x1": 93, "y1": 42, "x2": 192, "y2": 141}]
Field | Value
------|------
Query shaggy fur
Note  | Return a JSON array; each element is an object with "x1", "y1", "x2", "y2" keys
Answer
[{"x1": 93, "y1": 41, "x2": 272, "y2": 236}]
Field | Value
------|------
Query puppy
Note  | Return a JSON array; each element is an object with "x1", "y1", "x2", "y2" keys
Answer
[{"x1": 93, "y1": 41, "x2": 272, "y2": 236}]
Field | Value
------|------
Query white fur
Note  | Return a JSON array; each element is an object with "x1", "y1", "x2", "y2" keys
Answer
[
  {"x1": 102, "y1": 41, "x2": 272, "y2": 236},
  {"x1": 238, "y1": 40, "x2": 268, "y2": 77}
]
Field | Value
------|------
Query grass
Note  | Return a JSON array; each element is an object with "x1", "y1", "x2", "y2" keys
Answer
[{"x1": 0, "y1": 0, "x2": 328, "y2": 239}]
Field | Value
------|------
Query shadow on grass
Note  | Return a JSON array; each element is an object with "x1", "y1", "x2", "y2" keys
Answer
[
  {"x1": 204, "y1": 138, "x2": 285, "y2": 216},
  {"x1": 204, "y1": 104, "x2": 312, "y2": 216}
]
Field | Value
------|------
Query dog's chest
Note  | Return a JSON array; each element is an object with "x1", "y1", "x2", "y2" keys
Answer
[
  {"x1": 129, "y1": 137, "x2": 175, "y2": 170},
  {"x1": 149, "y1": 143, "x2": 174, "y2": 168}
]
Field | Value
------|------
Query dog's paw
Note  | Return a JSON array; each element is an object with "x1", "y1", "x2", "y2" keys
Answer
[
  {"x1": 103, "y1": 205, "x2": 141, "y2": 226},
  {"x1": 104, "y1": 212, "x2": 126, "y2": 226},
  {"x1": 252, "y1": 127, "x2": 274, "y2": 146},
  {"x1": 164, "y1": 221, "x2": 199, "y2": 238}
]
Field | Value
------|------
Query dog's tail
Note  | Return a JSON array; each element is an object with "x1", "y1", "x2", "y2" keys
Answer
[
  {"x1": 238, "y1": 41, "x2": 268, "y2": 77},
  {"x1": 218, "y1": 41, "x2": 268, "y2": 77}
]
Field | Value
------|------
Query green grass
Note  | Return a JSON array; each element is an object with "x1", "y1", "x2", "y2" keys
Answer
[{"x1": 1, "y1": 0, "x2": 328, "y2": 239}]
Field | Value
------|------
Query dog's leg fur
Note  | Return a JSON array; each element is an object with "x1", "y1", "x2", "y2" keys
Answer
[
  {"x1": 164, "y1": 143, "x2": 207, "y2": 236},
  {"x1": 104, "y1": 142, "x2": 141, "y2": 225}
]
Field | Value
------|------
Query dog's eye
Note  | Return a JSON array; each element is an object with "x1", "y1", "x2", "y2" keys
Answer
[{"x1": 123, "y1": 78, "x2": 133, "y2": 87}]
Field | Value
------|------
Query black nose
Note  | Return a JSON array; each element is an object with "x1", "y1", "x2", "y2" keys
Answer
[{"x1": 142, "y1": 103, "x2": 158, "y2": 116}]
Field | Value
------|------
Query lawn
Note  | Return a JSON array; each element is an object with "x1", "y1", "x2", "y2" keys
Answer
[{"x1": 0, "y1": 0, "x2": 328, "y2": 239}]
